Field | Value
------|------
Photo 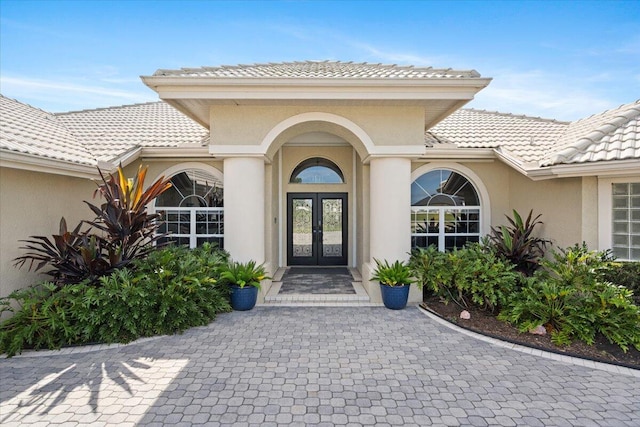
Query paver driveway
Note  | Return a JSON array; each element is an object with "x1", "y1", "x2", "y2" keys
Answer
[{"x1": 1, "y1": 306, "x2": 638, "y2": 426}]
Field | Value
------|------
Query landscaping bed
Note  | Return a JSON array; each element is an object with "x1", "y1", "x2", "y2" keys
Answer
[{"x1": 421, "y1": 296, "x2": 640, "y2": 369}]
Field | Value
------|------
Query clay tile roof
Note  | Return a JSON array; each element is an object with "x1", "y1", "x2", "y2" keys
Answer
[
  {"x1": 1, "y1": 96, "x2": 207, "y2": 167},
  {"x1": 153, "y1": 60, "x2": 482, "y2": 79},
  {"x1": 427, "y1": 109, "x2": 569, "y2": 163},
  {"x1": 56, "y1": 102, "x2": 208, "y2": 162},
  {"x1": 0, "y1": 95, "x2": 95, "y2": 165},
  {"x1": 540, "y1": 100, "x2": 640, "y2": 166}
]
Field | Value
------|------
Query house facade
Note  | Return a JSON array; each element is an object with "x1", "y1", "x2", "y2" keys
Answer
[{"x1": 1, "y1": 61, "x2": 639, "y2": 303}]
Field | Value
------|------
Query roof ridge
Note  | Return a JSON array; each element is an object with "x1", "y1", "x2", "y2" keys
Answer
[
  {"x1": 0, "y1": 94, "x2": 56, "y2": 118},
  {"x1": 541, "y1": 104, "x2": 640, "y2": 166},
  {"x1": 568, "y1": 99, "x2": 640, "y2": 125},
  {"x1": 55, "y1": 101, "x2": 165, "y2": 116},
  {"x1": 1, "y1": 94, "x2": 98, "y2": 165},
  {"x1": 460, "y1": 107, "x2": 570, "y2": 124},
  {"x1": 152, "y1": 60, "x2": 482, "y2": 78}
]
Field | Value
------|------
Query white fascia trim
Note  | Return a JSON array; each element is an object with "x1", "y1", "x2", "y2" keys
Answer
[
  {"x1": 494, "y1": 150, "x2": 640, "y2": 181},
  {"x1": 107, "y1": 146, "x2": 143, "y2": 169},
  {"x1": 537, "y1": 160, "x2": 640, "y2": 179},
  {"x1": 144, "y1": 78, "x2": 492, "y2": 102},
  {"x1": 0, "y1": 150, "x2": 100, "y2": 179},
  {"x1": 421, "y1": 147, "x2": 495, "y2": 160},
  {"x1": 143, "y1": 76, "x2": 492, "y2": 89},
  {"x1": 492, "y1": 150, "x2": 543, "y2": 178},
  {"x1": 141, "y1": 146, "x2": 211, "y2": 158}
]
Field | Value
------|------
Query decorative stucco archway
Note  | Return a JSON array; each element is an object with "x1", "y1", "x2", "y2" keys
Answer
[{"x1": 261, "y1": 112, "x2": 374, "y2": 161}]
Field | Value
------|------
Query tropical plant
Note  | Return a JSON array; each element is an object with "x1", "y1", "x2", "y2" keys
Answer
[
  {"x1": 602, "y1": 261, "x2": 640, "y2": 305},
  {"x1": 220, "y1": 260, "x2": 270, "y2": 289},
  {"x1": 410, "y1": 243, "x2": 517, "y2": 312},
  {"x1": 499, "y1": 245, "x2": 640, "y2": 352},
  {"x1": 13, "y1": 218, "x2": 115, "y2": 286},
  {"x1": 1, "y1": 243, "x2": 232, "y2": 357},
  {"x1": 86, "y1": 164, "x2": 172, "y2": 264},
  {"x1": 487, "y1": 209, "x2": 551, "y2": 276},
  {"x1": 371, "y1": 259, "x2": 414, "y2": 287},
  {"x1": 13, "y1": 164, "x2": 171, "y2": 286}
]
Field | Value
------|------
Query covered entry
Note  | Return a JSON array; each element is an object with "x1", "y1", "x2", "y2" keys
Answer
[{"x1": 287, "y1": 192, "x2": 348, "y2": 266}]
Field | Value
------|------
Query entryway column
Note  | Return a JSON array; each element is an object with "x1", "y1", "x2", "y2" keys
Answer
[
  {"x1": 368, "y1": 157, "x2": 412, "y2": 302},
  {"x1": 369, "y1": 157, "x2": 411, "y2": 261},
  {"x1": 223, "y1": 156, "x2": 265, "y2": 263}
]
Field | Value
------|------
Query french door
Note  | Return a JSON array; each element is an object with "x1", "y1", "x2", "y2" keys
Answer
[{"x1": 287, "y1": 193, "x2": 347, "y2": 265}]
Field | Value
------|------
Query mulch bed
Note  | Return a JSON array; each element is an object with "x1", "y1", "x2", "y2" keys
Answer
[{"x1": 420, "y1": 296, "x2": 640, "y2": 369}]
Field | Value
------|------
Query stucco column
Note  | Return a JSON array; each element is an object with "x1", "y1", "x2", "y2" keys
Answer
[
  {"x1": 369, "y1": 157, "x2": 412, "y2": 262},
  {"x1": 223, "y1": 156, "x2": 265, "y2": 263},
  {"x1": 368, "y1": 157, "x2": 414, "y2": 302}
]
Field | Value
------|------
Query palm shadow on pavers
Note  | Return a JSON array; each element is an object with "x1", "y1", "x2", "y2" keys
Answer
[
  {"x1": 1, "y1": 307, "x2": 639, "y2": 426},
  {"x1": 0, "y1": 348, "x2": 162, "y2": 425},
  {"x1": 279, "y1": 267, "x2": 355, "y2": 294}
]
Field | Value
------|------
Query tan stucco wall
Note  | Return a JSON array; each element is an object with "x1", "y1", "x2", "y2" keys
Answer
[
  {"x1": 209, "y1": 105, "x2": 426, "y2": 147},
  {"x1": 581, "y1": 176, "x2": 599, "y2": 249},
  {"x1": 507, "y1": 171, "x2": 583, "y2": 250},
  {"x1": 0, "y1": 167, "x2": 96, "y2": 298}
]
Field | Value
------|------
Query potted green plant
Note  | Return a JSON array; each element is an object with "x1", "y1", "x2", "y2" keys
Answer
[
  {"x1": 220, "y1": 260, "x2": 270, "y2": 311},
  {"x1": 371, "y1": 259, "x2": 414, "y2": 309}
]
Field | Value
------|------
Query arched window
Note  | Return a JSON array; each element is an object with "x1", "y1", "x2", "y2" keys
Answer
[
  {"x1": 411, "y1": 169, "x2": 481, "y2": 251},
  {"x1": 290, "y1": 157, "x2": 344, "y2": 184},
  {"x1": 155, "y1": 169, "x2": 224, "y2": 248}
]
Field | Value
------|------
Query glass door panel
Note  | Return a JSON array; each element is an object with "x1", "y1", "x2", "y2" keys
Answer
[
  {"x1": 322, "y1": 198, "x2": 343, "y2": 258},
  {"x1": 292, "y1": 198, "x2": 314, "y2": 260}
]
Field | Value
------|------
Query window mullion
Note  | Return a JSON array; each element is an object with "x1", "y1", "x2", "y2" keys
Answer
[
  {"x1": 190, "y1": 207, "x2": 197, "y2": 248},
  {"x1": 439, "y1": 207, "x2": 445, "y2": 252}
]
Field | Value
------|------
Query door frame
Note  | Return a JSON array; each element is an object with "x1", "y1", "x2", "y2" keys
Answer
[{"x1": 287, "y1": 192, "x2": 348, "y2": 266}]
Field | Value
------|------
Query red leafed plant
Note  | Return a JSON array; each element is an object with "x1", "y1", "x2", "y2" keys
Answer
[
  {"x1": 14, "y1": 165, "x2": 171, "y2": 286},
  {"x1": 487, "y1": 209, "x2": 551, "y2": 277}
]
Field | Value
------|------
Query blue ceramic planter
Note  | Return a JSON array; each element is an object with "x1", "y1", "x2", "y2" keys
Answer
[
  {"x1": 230, "y1": 285, "x2": 258, "y2": 311},
  {"x1": 380, "y1": 283, "x2": 410, "y2": 310}
]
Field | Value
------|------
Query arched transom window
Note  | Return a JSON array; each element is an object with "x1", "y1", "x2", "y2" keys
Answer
[
  {"x1": 290, "y1": 157, "x2": 344, "y2": 184},
  {"x1": 155, "y1": 169, "x2": 224, "y2": 248},
  {"x1": 411, "y1": 169, "x2": 481, "y2": 251}
]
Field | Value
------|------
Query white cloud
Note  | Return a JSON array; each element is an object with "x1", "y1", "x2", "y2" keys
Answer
[
  {"x1": 467, "y1": 68, "x2": 623, "y2": 121},
  {"x1": 0, "y1": 75, "x2": 156, "y2": 112},
  {"x1": 347, "y1": 42, "x2": 450, "y2": 67}
]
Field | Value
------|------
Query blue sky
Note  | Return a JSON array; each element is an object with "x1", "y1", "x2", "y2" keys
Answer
[{"x1": 1, "y1": 0, "x2": 638, "y2": 121}]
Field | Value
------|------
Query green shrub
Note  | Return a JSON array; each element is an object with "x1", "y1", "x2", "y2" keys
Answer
[
  {"x1": 602, "y1": 261, "x2": 640, "y2": 305},
  {"x1": 0, "y1": 283, "x2": 89, "y2": 356},
  {"x1": 410, "y1": 243, "x2": 518, "y2": 313},
  {"x1": 0, "y1": 243, "x2": 231, "y2": 357},
  {"x1": 499, "y1": 245, "x2": 640, "y2": 352}
]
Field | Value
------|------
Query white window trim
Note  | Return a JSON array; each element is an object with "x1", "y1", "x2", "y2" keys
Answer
[
  {"x1": 155, "y1": 207, "x2": 224, "y2": 249},
  {"x1": 150, "y1": 163, "x2": 225, "y2": 249},
  {"x1": 598, "y1": 175, "x2": 640, "y2": 260},
  {"x1": 411, "y1": 206, "x2": 482, "y2": 252},
  {"x1": 411, "y1": 162, "x2": 491, "y2": 237}
]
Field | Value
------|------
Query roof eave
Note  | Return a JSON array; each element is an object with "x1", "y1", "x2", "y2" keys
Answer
[
  {"x1": 532, "y1": 159, "x2": 640, "y2": 180},
  {"x1": 420, "y1": 147, "x2": 496, "y2": 161},
  {"x1": 142, "y1": 75, "x2": 492, "y2": 88},
  {"x1": 141, "y1": 76, "x2": 492, "y2": 102},
  {"x1": 0, "y1": 150, "x2": 100, "y2": 179}
]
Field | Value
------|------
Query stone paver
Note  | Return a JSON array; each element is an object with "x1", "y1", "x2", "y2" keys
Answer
[{"x1": 1, "y1": 307, "x2": 638, "y2": 426}]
